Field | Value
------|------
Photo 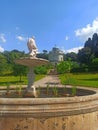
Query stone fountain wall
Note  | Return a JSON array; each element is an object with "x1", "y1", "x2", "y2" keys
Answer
[
  {"x1": 0, "y1": 111, "x2": 98, "y2": 130},
  {"x1": 0, "y1": 88, "x2": 98, "y2": 130}
]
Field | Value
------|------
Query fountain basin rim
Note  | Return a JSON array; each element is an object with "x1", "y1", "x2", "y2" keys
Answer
[
  {"x1": 15, "y1": 57, "x2": 49, "y2": 67},
  {"x1": 0, "y1": 87, "x2": 98, "y2": 118},
  {"x1": 0, "y1": 88, "x2": 98, "y2": 105}
]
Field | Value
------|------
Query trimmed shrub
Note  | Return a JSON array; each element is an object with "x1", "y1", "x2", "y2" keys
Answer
[{"x1": 34, "y1": 65, "x2": 47, "y2": 74}]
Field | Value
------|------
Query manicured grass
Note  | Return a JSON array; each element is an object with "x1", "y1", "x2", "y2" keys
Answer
[
  {"x1": 0, "y1": 74, "x2": 45, "y2": 86},
  {"x1": 59, "y1": 73, "x2": 98, "y2": 88},
  {"x1": 1, "y1": 73, "x2": 98, "y2": 88}
]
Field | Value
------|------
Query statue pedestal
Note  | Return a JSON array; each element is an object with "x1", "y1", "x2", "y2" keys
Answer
[
  {"x1": 27, "y1": 67, "x2": 35, "y2": 90},
  {"x1": 26, "y1": 67, "x2": 37, "y2": 97},
  {"x1": 15, "y1": 57, "x2": 49, "y2": 97}
]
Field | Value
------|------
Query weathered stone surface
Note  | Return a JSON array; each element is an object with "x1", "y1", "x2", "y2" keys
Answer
[
  {"x1": 15, "y1": 57, "x2": 49, "y2": 67},
  {"x1": 15, "y1": 57, "x2": 49, "y2": 94},
  {"x1": 0, "y1": 112, "x2": 98, "y2": 130},
  {"x1": 0, "y1": 88, "x2": 98, "y2": 130}
]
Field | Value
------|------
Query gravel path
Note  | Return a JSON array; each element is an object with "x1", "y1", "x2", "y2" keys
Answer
[{"x1": 34, "y1": 75, "x2": 63, "y2": 87}]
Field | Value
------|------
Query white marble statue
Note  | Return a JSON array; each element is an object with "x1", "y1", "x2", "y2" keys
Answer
[{"x1": 27, "y1": 37, "x2": 38, "y2": 57}]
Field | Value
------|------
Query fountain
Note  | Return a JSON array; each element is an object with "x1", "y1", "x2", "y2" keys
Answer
[
  {"x1": 0, "y1": 37, "x2": 98, "y2": 130},
  {"x1": 15, "y1": 37, "x2": 49, "y2": 97}
]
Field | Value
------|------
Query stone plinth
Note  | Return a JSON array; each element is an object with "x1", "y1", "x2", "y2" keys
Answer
[{"x1": 0, "y1": 87, "x2": 98, "y2": 130}]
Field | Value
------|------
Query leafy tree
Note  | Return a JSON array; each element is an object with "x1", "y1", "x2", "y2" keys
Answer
[
  {"x1": 85, "y1": 38, "x2": 93, "y2": 50},
  {"x1": 78, "y1": 33, "x2": 98, "y2": 65},
  {"x1": 77, "y1": 47, "x2": 92, "y2": 64},
  {"x1": 3, "y1": 50, "x2": 26, "y2": 64},
  {"x1": 34, "y1": 65, "x2": 47, "y2": 74},
  {"x1": 0, "y1": 54, "x2": 7, "y2": 75},
  {"x1": 37, "y1": 50, "x2": 49, "y2": 60},
  {"x1": 13, "y1": 64, "x2": 27, "y2": 82},
  {"x1": 43, "y1": 50, "x2": 48, "y2": 54},
  {"x1": 37, "y1": 52, "x2": 49, "y2": 60},
  {"x1": 57, "y1": 61, "x2": 72, "y2": 74},
  {"x1": 92, "y1": 58, "x2": 98, "y2": 65},
  {"x1": 65, "y1": 52, "x2": 77, "y2": 61},
  {"x1": 84, "y1": 33, "x2": 98, "y2": 57},
  {"x1": 71, "y1": 61, "x2": 79, "y2": 69},
  {"x1": 1, "y1": 50, "x2": 27, "y2": 75}
]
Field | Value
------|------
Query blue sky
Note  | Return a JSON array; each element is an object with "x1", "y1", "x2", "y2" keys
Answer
[{"x1": 0, "y1": 0, "x2": 98, "y2": 53}]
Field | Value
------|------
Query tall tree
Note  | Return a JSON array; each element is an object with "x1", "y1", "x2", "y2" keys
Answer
[
  {"x1": 65, "y1": 52, "x2": 77, "y2": 61},
  {"x1": 78, "y1": 47, "x2": 91, "y2": 64},
  {"x1": 13, "y1": 64, "x2": 27, "y2": 82},
  {"x1": 78, "y1": 33, "x2": 98, "y2": 64}
]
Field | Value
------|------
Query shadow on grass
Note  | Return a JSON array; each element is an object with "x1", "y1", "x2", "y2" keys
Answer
[
  {"x1": 79, "y1": 78, "x2": 98, "y2": 81},
  {"x1": 46, "y1": 82, "x2": 60, "y2": 85}
]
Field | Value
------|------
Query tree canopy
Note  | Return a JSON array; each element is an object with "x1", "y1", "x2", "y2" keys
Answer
[
  {"x1": 1, "y1": 33, "x2": 98, "y2": 75},
  {"x1": 77, "y1": 33, "x2": 98, "y2": 65}
]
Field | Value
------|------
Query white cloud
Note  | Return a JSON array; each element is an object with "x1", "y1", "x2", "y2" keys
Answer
[
  {"x1": 0, "y1": 34, "x2": 6, "y2": 43},
  {"x1": 65, "y1": 36, "x2": 69, "y2": 41},
  {"x1": 0, "y1": 46, "x2": 4, "y2": 52},
  {"x1": 75, "y1": 17, "x2": 98, "y2": 41},
  {"x1": 16, "y1": 36, "x2": 26, "y2": 42},
  {"x1": 66, "y1": 46, "x2": 83, "y2": 53}
]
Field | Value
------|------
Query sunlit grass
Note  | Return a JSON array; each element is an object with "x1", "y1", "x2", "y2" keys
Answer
[
  {"x1": 0, "y1": 74, "x2": 45, "y2": 86},
  {"x1": 1, "y1": 73, "x2": 98, "y2": 88},
  {"x1": 59, "y1": 73, "x2": 98, "y2": 88}
]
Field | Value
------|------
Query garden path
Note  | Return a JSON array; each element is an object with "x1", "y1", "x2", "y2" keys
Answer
[{"x1": 34, "y1": 75, "x2": 63, "y2": 87}]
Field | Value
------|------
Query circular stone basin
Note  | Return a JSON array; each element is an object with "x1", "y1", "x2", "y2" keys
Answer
[
  {"x1": 0, "y1": 87, "x2": 96, "y2": 98},
  {"x1": 15, "y1": 57, "x2": 49, "y2": 67},
  {"x1": 0, "y1": 87, "x2": 98, "y2": 130}
]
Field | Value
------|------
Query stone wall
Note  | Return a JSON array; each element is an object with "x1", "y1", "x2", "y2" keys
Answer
[
  {"x1": 0, "y1": 111, "x2": 98, "y2": 130},
  {"x1": 0, "y1": 87, "x2": 98, "y2": 130}
]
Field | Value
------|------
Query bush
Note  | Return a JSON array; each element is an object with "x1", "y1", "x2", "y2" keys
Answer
[
  {"x1": 57, "y1": 61, "x2": 71, "y2": 74},
  {"x1": 71, "y1": 65, "x2": 98, "y2": 73},
  {"x1": 34, "y1": 65, "x2": 47, "y2": 74},
  {"x1": 71, "y1": 66, "x2": 87, "y2": 73}
]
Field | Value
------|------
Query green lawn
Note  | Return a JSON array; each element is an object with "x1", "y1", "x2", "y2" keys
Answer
[
  {"x1": 1, "y1": 73, "x2": 98, "y2": 88},
  {"x1": 59, "y1": 73, "x2": 98, "y2": 88},
  {"x1": 0, "y1": 74, "x2": 45, "y2": 86}
]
